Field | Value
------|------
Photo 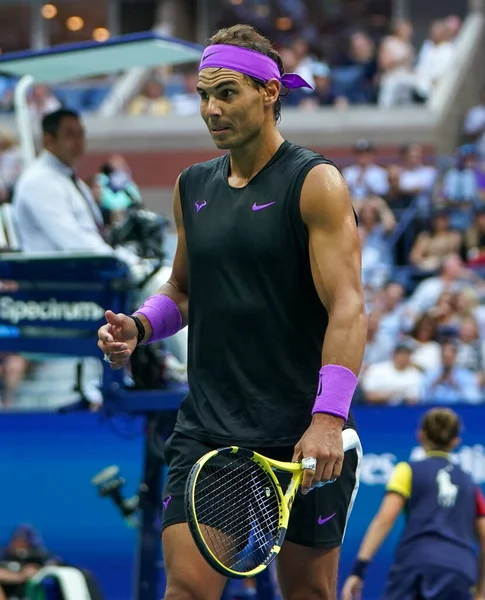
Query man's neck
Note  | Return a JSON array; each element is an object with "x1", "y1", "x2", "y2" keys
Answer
[
  {"x1": 228, "y1": 126, "x2": 284, "y2": 183},
  {"x1": 45, "y1": 149, "x2": 73, "y2": 171}
]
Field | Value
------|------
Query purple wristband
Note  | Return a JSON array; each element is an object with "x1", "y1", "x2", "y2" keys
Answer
[
  {"x1": 134, "y1": 294, "x2": 183, "y2": 343},
  {"x1": 312, "y1": 365, "x2": 358, "y2": 421}
]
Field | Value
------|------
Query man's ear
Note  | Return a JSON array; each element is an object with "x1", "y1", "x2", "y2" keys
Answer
[{"x1": 263, "y1": 78, "x2": 280, "y2": 108}]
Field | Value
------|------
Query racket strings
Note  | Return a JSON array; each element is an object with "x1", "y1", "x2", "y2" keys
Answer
[{"x1": 193, "y1": 455, "x2": 281, "y2": 572}]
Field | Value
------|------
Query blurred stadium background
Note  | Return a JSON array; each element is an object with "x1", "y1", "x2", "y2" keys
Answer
[{"x1": 1, "y1": 0, "x2": 485, "y2": 599}]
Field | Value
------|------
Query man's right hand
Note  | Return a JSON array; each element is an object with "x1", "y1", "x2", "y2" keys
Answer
[{"x1": 97, "y1": 310, "x2": 138, "y2": 370}]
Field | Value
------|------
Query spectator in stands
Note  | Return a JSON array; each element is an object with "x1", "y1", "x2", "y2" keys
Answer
[
  {"x1": 440, "y1": 144, "x2": 484, "y2": 230},
  {"x1": 412, "y1": 19, "x2": 454, "y2": 102},
  {"x1": 358, "y1": 201, "x2": 395, "y2": 291},
  {"x1": 127, "y1": 79, "x2": 171, "y2": 116},
  {"x1": 406, "y1": 313, "x2": 441, "y2": 374},
  {"x1": 172, "y1": 71, "x2": 200, "y2": 116},
  {"x1": 291, "y1": 37, "x2": 316, "y2": 92},
  {"x1": 28, "y1": 85, "x2": 61, "y2": 122},
  {"x1": 384, "y1": 164, "x2": 415, "y2": 213},
  {"x1": 409, "y1": 209, "x2": 462, "y2": 272},
  {"x1": 362, "y1": 342, "x2": 423, "y2": 405},
  {"x1": 342, "y1": 139, "x2": 389, "y2": 201},
  {"x1": 463, "y1": 89, "x2": 485, "y2": 157},
  {"x1": 374, "y1": 281, "x2": 410, "y2": 339},
  {"x1": 429, "y1": 290, "x2": 460, "y2": 335},
  {"x1": 398, "y1": 143, "x2": 437, "y2": 196},
  {"x1": 298, "y1": 62, "x2": 337, "y2": 108},
  {"x1": 461, "y1": 206, "x2": 485, "y2": 263},
  {"x1": 456, "y1": 315, "x2": 482, "y2": 373},
  {"x1": 421, "y1": 339, "x2": 482, "y2": 403},
  {"x1": 335, "y1": 31, "x2": 378, "y2": 104},
  {"x1": 0, "y1": 130, "x2": 23, "y2": 203},
  {"x1": 378, "y1": 19, "x2": 415, "y2": 108},
  {"x1": 407, "y1": 254, "x2": 481, "y2": 316},
  {"x1": 362, "y1": 310, "x2": 394, "y2": 373},
  {"x1": 417, "y1": 15, "x2": 461, "y2": 64}
]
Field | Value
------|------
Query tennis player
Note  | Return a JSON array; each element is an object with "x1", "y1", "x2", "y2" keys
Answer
[
  {"x1": 342, "y1": 407, "x2": 485, "y2": 600},
  {"x1": 98, "y1": 24, "x2": 366, "y2": 600}
]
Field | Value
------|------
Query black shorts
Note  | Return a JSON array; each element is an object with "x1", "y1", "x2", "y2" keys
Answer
[{"x1": 161, "y1": 430, "x2": 359, "y2": 549}]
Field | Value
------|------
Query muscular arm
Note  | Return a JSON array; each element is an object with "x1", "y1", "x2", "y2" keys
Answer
[
  {"x1": 137, "y1": 175, "x2": 189, "y2": 343},
  {"x1": 300, "y1": 163, "x2": 366, "y2": 377}
]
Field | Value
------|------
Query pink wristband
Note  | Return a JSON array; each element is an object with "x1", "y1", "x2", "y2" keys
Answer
[
  {"x1": 312, "y1": 365, "x2": 358, "y2": 421},
  {"x1": 134, "y1": 294, "x2": 183, "y2": 343}
]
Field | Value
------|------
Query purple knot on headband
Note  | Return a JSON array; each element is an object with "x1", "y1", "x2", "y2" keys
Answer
[{"x1": 199, "y1": 44, "x2": 313, "y2": 90}]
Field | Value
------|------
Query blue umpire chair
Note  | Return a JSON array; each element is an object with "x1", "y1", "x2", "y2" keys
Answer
[{"x1": 0, "y1": 252, "x2": 276, "y2": 600}]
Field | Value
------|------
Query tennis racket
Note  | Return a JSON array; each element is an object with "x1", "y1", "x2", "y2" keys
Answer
[{"x1": 185, "y1": 428, "x2": 362, "y2": 578}]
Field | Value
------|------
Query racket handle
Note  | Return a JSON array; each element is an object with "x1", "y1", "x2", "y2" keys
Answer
[{"x1": 309, "y1": 429, "x2": 362, "y2": 490}]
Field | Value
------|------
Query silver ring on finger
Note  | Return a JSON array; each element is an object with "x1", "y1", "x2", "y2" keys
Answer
[
  {"x1": 301, "y1": 456, "x2": 317, "y2": 471},
  {"x1": 103, "y1": 353, "x2": 114, "y2": 364}
]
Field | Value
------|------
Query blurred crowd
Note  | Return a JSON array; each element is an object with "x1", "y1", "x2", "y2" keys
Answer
[
  {"x1": 346, "y1": 95, "x2": 485, "y2": 405},
  {"x1": 0, "y1": 3, "x2": 461, "y2": 116}
]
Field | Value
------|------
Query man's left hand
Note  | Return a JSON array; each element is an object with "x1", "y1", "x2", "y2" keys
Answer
[{"x1": 292, "y1": 413, "x2": 344, "y2": 495}]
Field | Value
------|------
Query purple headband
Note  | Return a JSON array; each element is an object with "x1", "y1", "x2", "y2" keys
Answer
[{"x1": 199, "y1": 44, "x2": 313, "y2": 90}]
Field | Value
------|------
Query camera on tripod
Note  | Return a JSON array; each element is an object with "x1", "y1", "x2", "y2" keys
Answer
[{"x1": 91, "y1": 466, "x2": 139, "y2": 527}]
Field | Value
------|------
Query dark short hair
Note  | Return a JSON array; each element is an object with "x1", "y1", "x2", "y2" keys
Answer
[
  {"x1": 42, "y1": 109, "x2": 80, "y2": 137},
  {"x1": 208, "y1": 25, "x2": 284, "y2": 123}
]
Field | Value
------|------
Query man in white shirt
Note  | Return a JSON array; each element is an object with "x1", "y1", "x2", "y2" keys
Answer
[
  {"x1": 12, "y1": 109, "x2": 140, "y2": 268},
  {"x1": 398, "y1": 143, "x2": 437, "y2": 195},
  {"x1": 362, "y1": 342, "x2": 423, "y2": 405},
  {"x1": 342, "y1": 139, "x2": 389, "y2": 201}
]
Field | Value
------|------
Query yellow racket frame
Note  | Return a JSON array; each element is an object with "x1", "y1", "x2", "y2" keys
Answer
[
  {"x1": 185, "y1": 446, "x2": 303, "y2": 579},
  {"x1": 185, "y1": 429, "x2": 361, "y2": 579}
]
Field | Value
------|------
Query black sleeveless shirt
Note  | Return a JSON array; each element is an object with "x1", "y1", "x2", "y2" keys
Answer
[{"x1": 175, "y1": 141, "x2": 344, "y2": 446}]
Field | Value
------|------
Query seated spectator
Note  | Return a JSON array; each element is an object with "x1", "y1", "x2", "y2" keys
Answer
[
  {"x1": 417, "y1": 15, "x2": 461, "y2": 64},
  {"x1": 461, "y1": 206, "x2": 485, "y2": 263},
  {"x1": 362, "y1": 310, "x2": 394, "y2": 372},
  {"x1": 398, "y1": 143, "x2": 437, "y2": 196},
  {"x1": 334, "y1": 31, "x2": 378, "y2": 104},
  {"x1": 407, "y1": 253, "x2": 481, "y2": 316},
  {"x1": 455, "y1": 286, "x2": 485, "y2": 340},
  {"x1": 291, "y1": 37, "x2": 316, "y2": 92},
  {"x1": 413, "y1": 20, "x2": 455, "y2": 101},
  {"x1": 421, "y1": 339, "x2": 482, "y2": 403},
  {"x1": 463, "y1": 89, "x2": 485, "y2": 158},
  {"x1": 456, "y1": 315, "x2": 482, "y2": 373},
  {"x1": 406, "y1": 313, "x2": 441, "y2": 373},
  {"x1": 379, "y1": 19, "x2": 454, "y2": 107},
  {"x1": 362, "y1": 342, "x2": 423, "y2": 405},
  {"x1": 172, "y1": 71, "x2": 200, "y2": 116},
  {"x1": 409, "y1": 209, "x2": 461, "y2": 272},
  {"x1": 384, "y1": 164, "x2": 415, "y2": 213},
  {"x1": 128, "y1": 80, "x2": 171, "y2": 116},
  {"x1": 429, "y1": 290, "x2": 460, "y2": 334},
  {"x1": 378, "y1": 19, "x2": 415, "y2": 108},
  {"x1": 440, "y1": 144, "x2": 485, "y2": 230},
  {"x1": 358, "y1": 201, "x2": 395, "y2": 291},
  {"x1": 298, "y1": 62, "x2": 337, "y2": 108},
  {"x1": 374, "y1": 280, "x2": 409, "y2": 340},
  {"x1": 342, "y1": 140, "x2": 389, "y2": 201}
]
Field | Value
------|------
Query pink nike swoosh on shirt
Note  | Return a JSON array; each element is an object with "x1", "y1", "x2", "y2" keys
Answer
[
  {"x1": 252, "y1": 202, "x2": 276, "y2": 211},
  {"x1": 318, "y1": 513, "x2": 336, "y2": 525}
]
